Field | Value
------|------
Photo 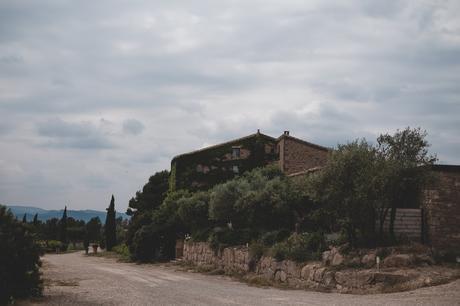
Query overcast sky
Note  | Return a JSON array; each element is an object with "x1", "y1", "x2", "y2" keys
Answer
[{"x1": 1, "y1": 0, "x2": 459, "y2": 211}]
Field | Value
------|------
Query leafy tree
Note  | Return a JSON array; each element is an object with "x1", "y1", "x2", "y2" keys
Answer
[
  {"x1": 43, "y1": 218, "x2": 59, "y2": 241},
  {"x1": 209, "y1": 165, "x2": 293, "y2": 231},
  {"x1": 125, "y1": 171, "x2": 169, "y2": 257},
  {"x1": 209, "y1": 179, "x2": 249, "y2": 227},
  {"x1": 104, "y1": 195, "x2": 117, "y2": 251},
  {"x1": 306, "y1": 128, "x2": 436, "y2": 246},
  {"x1": 115, "y1": 217, "x2": 128, "y2": 245},
  {"x1": 0, "y1": 205, "x2": 42, "y2": 304},
  {"x1": 307, "y1": 140, "x2": 378, "y2": 246},
  {"x1": 177, "y1": 191, "x2": 212, "y2": 240},
  {"x1": 127, "y1": 170, "x2": 169, "y2": 214},
  {"x1": 376, "y1": 127, "x2": 436, "y2": 239},
  {"x1": 58, "y1": 206, "x2": 68, "y2": 250},
  {"x1": 66, "y1": 217, "x2": 86, "y2": 248},
  {"x1": 86, "y1": 217, "x2": 102, "y2": 243}
]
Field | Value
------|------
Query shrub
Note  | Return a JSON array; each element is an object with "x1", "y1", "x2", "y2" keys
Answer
[
  {"x1": 177, "y1": 191, "x2": 212, "y2": 239},
  {"x1": 248, "y1": 241, "x2": 266, "y2": 262},
  {"x1": 46, "y1": 240, "x2": 62, "y2": 252},
  {"x1": 208, "y1": 227, "x2": 253, "y2": 252},
  {"x1": 260, "y1": 230, "x2": 290, "y2": 246},
  {"x1": 286, "y1": 232, "x2": 325, "y2": 262},
  {"x1": 112, "y1": 244, "x2": 131, "y2": 260},
  {"x1": 0, "y1": 205, "x2": 43, "y2": 304},
  {"x1": 131, "y1": 224, "x2": 159, "y2": 262},
  {"x1": 269, "y1": 232, "x2": 326, "y2": 262},
  {"x1": 271, "y1": 242, "x2": 288, "y2": 261}
]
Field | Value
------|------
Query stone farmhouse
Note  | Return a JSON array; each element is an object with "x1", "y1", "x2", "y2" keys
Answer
[
  {"x1": 170, "y1": 130, "x2": 460, "y2": 255},
  {"x1": 169, "y1": 130, "x2": 330, "y2": 191}
]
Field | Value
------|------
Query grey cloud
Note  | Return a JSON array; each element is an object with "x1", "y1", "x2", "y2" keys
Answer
[
  {"x1": 1, "y1": 0, "x2": 459, "y2": 210},
  {"x1": 0, "y1": 122, "x2": 12, "y2": 135},
  {"x1": 36, "y1": 118, "x2": 114, "y2": 149},
  {"x1": 122, "y1": 119, "x2": 144, "y2": 135}
]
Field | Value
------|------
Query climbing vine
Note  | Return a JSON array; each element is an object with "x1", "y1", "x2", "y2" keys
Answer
[{"x1": 170, "y1": 134, "x2": 278, "y2": 191}]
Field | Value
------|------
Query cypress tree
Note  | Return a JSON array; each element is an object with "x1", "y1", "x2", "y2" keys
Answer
[
  {"x1": 58, "y1": 206, "x2": 68, "y2": 249},
  {"x1": 22, "y1": 213, "x2": 27, "y2": 223},
  {"x1": 105, "y1": 195, "x2": 117, "y2": 251},
  {"x1": 33, "y1": 213, "x2": 38, "y2": 226}
]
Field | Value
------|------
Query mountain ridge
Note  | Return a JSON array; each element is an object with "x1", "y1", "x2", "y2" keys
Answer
[{"x1": 5, "y1": 205, "x2": 129, "y2": 223}]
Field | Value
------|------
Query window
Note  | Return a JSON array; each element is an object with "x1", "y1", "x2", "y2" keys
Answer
[
  {"x1": 232, "y1": 147, "x2": 241, "y2": 159},
  {"x1": 232, "y1": 165, "x2": 239, "y2": 173}
]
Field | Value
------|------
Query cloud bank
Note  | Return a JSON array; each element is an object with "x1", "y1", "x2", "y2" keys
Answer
[{"x1": 0, "y1": 0, "x2": 459, "y2": 210}]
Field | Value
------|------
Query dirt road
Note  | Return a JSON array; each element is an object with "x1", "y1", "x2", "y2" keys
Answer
[{"x1": 24, "y1": 252, "x2": 460, "y2": 305}]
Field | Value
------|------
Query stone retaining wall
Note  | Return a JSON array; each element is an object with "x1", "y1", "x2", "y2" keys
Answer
[
  {"x1": 183, "y1": 242, "x2": 439, "y2": 293},
  {"x1": 183, "y1": 242, "x2": 249, "y2": 274}
]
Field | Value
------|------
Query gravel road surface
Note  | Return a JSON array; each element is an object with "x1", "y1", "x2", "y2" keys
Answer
[{"x1": 23, "y1": 252, "x2": 460, "y2": 305}]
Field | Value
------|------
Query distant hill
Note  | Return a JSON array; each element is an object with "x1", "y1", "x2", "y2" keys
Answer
[{"x1": 6, "y1": 205, "x2": 129, "y2": 223}]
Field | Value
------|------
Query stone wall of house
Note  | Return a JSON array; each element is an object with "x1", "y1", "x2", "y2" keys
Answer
[
  {"x1": 423, "y1": 165, "x2": 460, "y2": 252},
  {"x1": 379, "y1": 208, "x2": 422, "y2": 242},
  {"x1": 279, "y1": 136, "x2": 329, "y2": 175}
]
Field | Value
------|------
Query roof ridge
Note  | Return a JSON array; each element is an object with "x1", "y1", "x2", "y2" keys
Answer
[
  {"x1": 277, "y1": 134, "x2": 331, "y2": 151},
  {"x1": 172, "y1": 132, "x2": 276, "y2": 161}
]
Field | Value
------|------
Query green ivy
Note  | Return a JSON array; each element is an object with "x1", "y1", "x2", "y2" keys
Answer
[{"x1": 170, "y1": 134, "x2": 278, "y2": 191}]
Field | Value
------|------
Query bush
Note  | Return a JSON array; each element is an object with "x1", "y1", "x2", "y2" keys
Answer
[
  {"x1": 269, "y1": 232, "x2": 326, "y2": 262},
  {"x1": 271, "y1": 241, "x2": 289, "y2": 261},
  {"x1": 0, "y1": 205, "x2": 43, "y2": 304},
  {"x1": 177, "y1": 191, "x2": 212, "y2": 239},
  {"x1": 260, "y1": 230, "x2": 290, "y2": 246},
  {"x1": 208, "y1": 227, "x2": 253, "y2": 252},
  {"x1": 131, "y1": 224, "x2": 159, "y2": 262},
  {"x1": 46, "y1": 240, "x2": 62, "y2": 252},
  {"x1": 112, "y1": 244, "x2": 130, "y2": 260},
  {"x1": 248, "y1": 241, "x2": 266, "y2": 262}
]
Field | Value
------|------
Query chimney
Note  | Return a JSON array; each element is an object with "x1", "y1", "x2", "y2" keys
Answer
[{"x1": 284, "y1": 130, "x2": 290, "y2": 136}]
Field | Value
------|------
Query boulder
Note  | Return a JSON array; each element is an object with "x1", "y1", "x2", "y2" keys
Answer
[
  {"x1": 274, "y1": 270, "x2": 287, "y2": 282},
  {"x1": 287, "y1": 277, "x2": 301, "y2": 288},
  {"x1": 322, "y1": 250, "x2": 332, "y2": 266},
  {"x1": 361, "y1": 253, "x2": 376, "y2": 267},
  {"x1": 383, "y1": 254, "x2": 415, "y2": 268},
  {"x1": 313, "y1": 267, "x2": 326, "y2": 282},
  {"x1": 334, "y1": 270, "x2": 374, "y2": 288},
  {"x1": 285, "y1": 260, "x2": 301, "y2": 278},
  {"x1": 331, "y1": 253, "x2": 344, "y2": 266},
  {"x1": 334, "y1": 271, "x2": 349, "y2": 285},
  {"x1": 300, "y1": 263, "x2": 318, "y2": 280},
  {"x1": 414, "y1": 254, "x2": 435, "y2": 266},
  {"x1": 322, "y1": 271, "x2": 336, "y2": 287},
  {"x1": 373, "y1": 271, "x2": 411, "y2": 284},
  {"x1": 264, "y1": 268, "x2": 275, "y2": 280}
]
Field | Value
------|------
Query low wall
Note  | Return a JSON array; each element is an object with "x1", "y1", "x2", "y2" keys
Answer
[
  {"x1": 182, "y1": 242, "x2": 440, "y2": 293},
  {"x1": 183, "y1": 242, "x2": 249, "y2": 274}
]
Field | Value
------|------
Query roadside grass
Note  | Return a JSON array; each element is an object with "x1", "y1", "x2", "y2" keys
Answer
[{"x1": 86, "y1": 244, "x2": 132, "y2": 262}]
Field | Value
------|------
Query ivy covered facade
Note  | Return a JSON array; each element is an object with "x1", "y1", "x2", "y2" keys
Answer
[{"x1": 169, "y1": 130, "x2": 330, "y2": 191}]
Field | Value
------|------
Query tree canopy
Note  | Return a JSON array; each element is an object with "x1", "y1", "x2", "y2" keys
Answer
[{"x1": 0, "y1": 205, "x2": 42, "y2": 304}]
